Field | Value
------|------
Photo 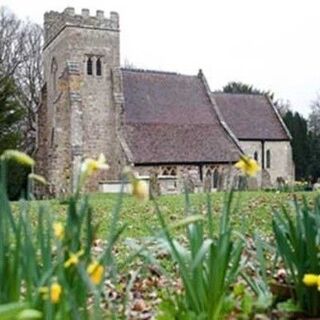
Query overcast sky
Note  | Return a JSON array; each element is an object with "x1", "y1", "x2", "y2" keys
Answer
[{"x1": 3, "y1": 0, "x2": 320, "y2": 116}]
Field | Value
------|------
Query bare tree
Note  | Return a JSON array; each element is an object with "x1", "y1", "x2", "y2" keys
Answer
[
  {"x1": 274, "y1": 99, "x2": 291, "y2": 117},
  {"x1": 0, "y1": 6, "x2": 43, "y2": 153},
  {"x1": 0, "y1": 7, "x2": 26, "y2": 77},
  {"x1": 309, "y1": 94, "x2": 320, "y2": 135},
  {"x1": 15, "y1": 22, "x2": 43, "y2": 153}
]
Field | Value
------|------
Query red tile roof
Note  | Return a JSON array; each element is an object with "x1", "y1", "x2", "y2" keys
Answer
[
  {"x1": 121, "y1": 69, "x2": 242, "y2": 164},
  {"x1": 213, "y1": 93, "x2": 290, "y2": 140}
]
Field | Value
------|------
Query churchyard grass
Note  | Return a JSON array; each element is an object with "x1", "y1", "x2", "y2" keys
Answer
[
  {"x1": 20, "y1": 191, "x2": 315, "y2": 240},
  {"x1": 2, "y1": 150, "x2": 320, "y2": 319}
]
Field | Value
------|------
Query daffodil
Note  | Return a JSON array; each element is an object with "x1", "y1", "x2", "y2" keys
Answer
[
  {"x1": 234, "y1": 155, "x2": 260, "y2": 177},
  {"x1": 132, "y1": 179, "x2": 149, "y2": 201},
  {"x1": 28, "y1": 173, "x2": 47, "y2": 185},
  {"x1": 50, "y1": 283, "x2": 62, "y2": 303},
  {"x1": 87, "y1": 261, "x2": 104, "y2": 285},
  {"x1": 39, "y1": 282, "x2": 62, "y2": 303},
  {"x1": 1, "y1": 150, "x2": 35, "y2": 166},
  {"x1": 303, "y1": 273, "x2": 320, "y2": 287},
  {"x1": 53, "y1": 222, "x2": 64, "y2": 240},
  {"x1": 123, "y1": 167, "x2": 149, "y2": 201},
  {"x1": 81, "y1": 153, "x2": 109, "y2": 177},
  {"x1": 64, "y1": 250, "x2": 84, "y2": 268}
]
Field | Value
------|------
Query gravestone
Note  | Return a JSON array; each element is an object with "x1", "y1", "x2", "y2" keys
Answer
[
  {"x1": 203, "y1": 172, "x2": 212, "y2": 192},
  {"x1": 149, "y1": 169, "x2": 161, "y2": 199},
  {"x1": 261, "y1": 169, "x2": 272, "y2": 189},
  {"x1": 247, "y1": 177, "x2": 258, "y2": 190}
]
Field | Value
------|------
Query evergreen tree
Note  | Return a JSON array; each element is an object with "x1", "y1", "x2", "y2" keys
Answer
[
  {"x1": 283, "y1": 111, "x2": 310, "y2": 180},
  {"x1": 222, "y1": 81, "x2": 275, "y2": 101},
  {"x1": 0, "y1": 76, "x2": 30, "y2": 200},
  {"x1": 0, "y1": 76, "x2": 25, "y2": 153}
]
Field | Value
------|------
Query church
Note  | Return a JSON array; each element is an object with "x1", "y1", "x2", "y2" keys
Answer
[{"x1": 36, "y1": 7, "x2": 295, "y2": 195}]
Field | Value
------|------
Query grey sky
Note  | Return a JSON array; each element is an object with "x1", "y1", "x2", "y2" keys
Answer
[{"x1": 3, "y1": 0, "x2": 320, "y2": 117}]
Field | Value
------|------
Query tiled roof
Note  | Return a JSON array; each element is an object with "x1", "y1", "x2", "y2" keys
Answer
[
  {"x1": 121, "y1": 69, "x2": 242, "y2": 164},
  {"x1": 213, "y1": 93, "x2": 290, "y2": 140}
]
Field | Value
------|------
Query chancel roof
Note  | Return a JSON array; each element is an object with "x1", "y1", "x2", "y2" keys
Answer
[{"x1": 213, "y1": 93, "x2": 291, "y2": 141}]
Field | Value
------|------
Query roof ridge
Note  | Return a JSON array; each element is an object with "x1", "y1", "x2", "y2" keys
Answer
[
  {"x1": 212, "y1": 91, "x2": 266, "y2": 97},
  {"x1": 121, "y1": 67, "x2": 180, "y2": 76},
  {"x1": 198, "y1": 73, "x2": 244, "y2": 154}
]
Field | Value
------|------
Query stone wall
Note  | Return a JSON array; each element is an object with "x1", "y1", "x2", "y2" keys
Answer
[
  {"x1": 239, "y1": 140, "x2": 295, "y2": 187},
  {"x1": 132, "y1": 163, "x2": 237, "y2": 194},
  {"x1": 264, "y1": 141, "x2": 295, "y2": 184},
  {"x1": 239, "y1": 141, "x2": 263, "y2": 187}
]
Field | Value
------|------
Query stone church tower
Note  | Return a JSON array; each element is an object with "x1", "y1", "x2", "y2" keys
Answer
[{"x1": 36, "y1": 8, "x2": 124, "y2": 194}]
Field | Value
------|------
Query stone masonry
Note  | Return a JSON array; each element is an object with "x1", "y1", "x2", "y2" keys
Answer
[{"x1": 36, "y1": 8, "x2": 125, "y2": 195}]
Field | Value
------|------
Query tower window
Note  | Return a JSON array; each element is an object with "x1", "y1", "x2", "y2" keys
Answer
[
  {"x1": 96, "y1": 58, "x2": 102, "y2": 76},
  {"x1": 266, "y1": 149, "x2": 271, "y2": 168},
  {"x1": 51, "y1": 58, "x2": 58, "y2": 94},
  {"x1": 254, "y1": 151, "x2": 258, "y2": 161},
  {"x1": 51, "y1": 128, "x2": 55, "y2": 147},
  {"x1": 87, "y1": 57, "x2": 93, "y2": 75}
]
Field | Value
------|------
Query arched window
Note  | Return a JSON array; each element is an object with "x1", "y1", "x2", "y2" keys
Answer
[
  {"x1": 266, "y1": 149, "x2": 271, "y2": 168},
  {"x1": 87, "y1": 57, "x2": 93, "y2": 75},
  {"x1": 96, "y1": 58, "x2": 102, "y2": 76},
  {"x1": 161, "y1": 166, "x2": 177, "y2": 176},
  {"x1": 213, "y1": 169, "x2": 220, "y2": 189},
  {"x1": 254, "y1": 151, "x2": 258, "y2": 161},
  {"x1": 51, "y1": 58, "x2": 58, "y2": 93}
]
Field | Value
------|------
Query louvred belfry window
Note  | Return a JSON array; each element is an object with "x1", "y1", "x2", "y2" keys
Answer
[
  {"x1": 87, "y1": 57, "x2": 93, "y2": 75},
  {"x1": 96, "y1": 58, "x2": 102, "y2": 76}
]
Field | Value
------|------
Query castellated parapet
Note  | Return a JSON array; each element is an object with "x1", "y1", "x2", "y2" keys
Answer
[{"x1": 44, "y1": 7, "x2": 119, "y2": 47}]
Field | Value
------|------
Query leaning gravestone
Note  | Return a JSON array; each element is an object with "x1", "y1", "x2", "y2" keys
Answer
[
  {"x1": 203, "y1": 172, "x2": 212, "y2": 193},
  {"x1": 261, "y1": 169, "x2": 272, "y2": 189},
  {"x1": 149, "y1": 169, "x2": 161, "y2": 199},
  {"x1": 217, "y1": 168, "x2": 225, "y2": 191},
  {"x1": 238, "y1": 175, "x2": 248, "y2": 191},
  {"x1": 247, "y1": 177, "x2": 258, "y2": 190}
]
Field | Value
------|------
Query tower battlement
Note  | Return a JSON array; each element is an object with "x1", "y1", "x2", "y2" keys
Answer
[{"x1": 44, "y1": 7, "x2": 119, "y2": 47}]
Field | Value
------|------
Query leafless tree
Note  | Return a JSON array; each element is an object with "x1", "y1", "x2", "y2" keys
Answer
[
  {"x1": 15, "y1": 22, "x2": 43, "y2": 153},
  {"x1": 274, "y1": 99, "x2": 291, "y2": 117},
  {"x1": 0, "y1": 6, "x2": 43, "y2": 153},
  {"x1": 309, "y1": 94, "x2": 320, "y2": 134}
]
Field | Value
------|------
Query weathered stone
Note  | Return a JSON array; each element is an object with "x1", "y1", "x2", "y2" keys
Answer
[
  {"x1": 261, "y1": 169, "x2": 272, "y2": 189},
  {"x1": 36, "y1": 8, "x2": 124, "y2": 196},
  {"x1": 247, "y1": 177, "x2": 258, "y2": 190}
]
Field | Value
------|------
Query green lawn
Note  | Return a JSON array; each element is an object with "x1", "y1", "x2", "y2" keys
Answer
[
  {"x1": 8, "y1": 190, "x2": 320, "y2": 318},
  {"x1": 25, "y1": 190, "x2": 317, "y2": 240}
]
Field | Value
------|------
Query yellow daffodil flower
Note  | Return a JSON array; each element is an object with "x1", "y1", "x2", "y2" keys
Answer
[
  {"x1": 39, "y1": 282, "x2": 62, "y2": 303},
  {"x1": 53, "y1": 222, "x2": 64, "y2": 240},
  {"x1": 303, "y1": 273, "x2": 320, "y2": 287},
  {"x1": 234, "y1": 155, "x2": 261, "y2": 177},
  {"x1": 81, "y1": 153, "x2": 109, "y2": 177},
  {"x1": 87, "y1": 261, "x2": 104, "y2": 285},
  {"x1": 1, "y1": 150, "x2": 35, "y2": 166},
  {"x1": 64, "y1": 250, "x2": 84, "y2": 268},
  {"x1": 123, "y1": 167, "x2": 149, "y2": 201},
  {"x1": 50, "y1": 283, "x2": 62, "y2": 304},
  {"x1": 28, "y1": 173, "x2": 47, "y2": 185},
  {"x1": 132, "y1": 179, "x2": 149, "y2": 201}
]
